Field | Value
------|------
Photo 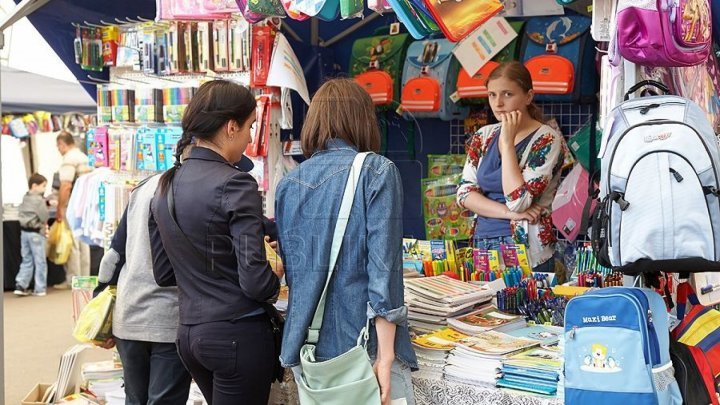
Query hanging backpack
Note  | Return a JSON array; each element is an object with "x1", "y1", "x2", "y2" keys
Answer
[
  {"x1": 564, "y1": 287, "x2": 682, "y2": 405},
  {"x1": 400, "y1": 38, "x2": 468, "y2": 121},
  {"x1": 615, "y1": 0, "x2": 711, "y2": 67},
  {"x1": 350, "y1": 29, "x2": 411, "y2": 108},
  {"x1": 456, "y1": 20, "x2": 524, "y2": 103},
  {"x1": 520, "y1": 15, "x2": 597, "y2": 103},
  {"x1": 593, "y1": 81, "x2": 720, "y2": 273}
]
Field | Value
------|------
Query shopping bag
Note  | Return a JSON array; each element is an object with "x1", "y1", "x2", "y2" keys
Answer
[
  {"x1": 72, "y1": 286, "x2": 116, "y2": 344},
  {"x1": 47, "y1": 221, "x2": 74, "y2": 265}
]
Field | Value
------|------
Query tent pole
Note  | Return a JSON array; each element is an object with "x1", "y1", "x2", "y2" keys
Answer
[
  {"x1": 0, "y1": 1, "x2": 54, "y2": 399},
  {"x1": 0, "y1": 28, "x2": 6, "y2": 405},
  {"x1": 310, "y1": 17, "x2": 319, "y2": 47},
  {"x1": 319, "y1": 13, "x2": 381, "y2": 48}
]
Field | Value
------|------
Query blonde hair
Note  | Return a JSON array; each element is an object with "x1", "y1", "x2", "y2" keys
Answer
[
  {"x1": 301, "y1": 78, "x2": 381, "y2": 157},
  {"x1": 487, "y1": 61, "x2": 544, "y2": 122}
]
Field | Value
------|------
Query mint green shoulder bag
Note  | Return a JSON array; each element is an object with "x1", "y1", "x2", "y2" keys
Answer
[{"x1": 295, "y1": 152, "x2": 381, "y2": 405}]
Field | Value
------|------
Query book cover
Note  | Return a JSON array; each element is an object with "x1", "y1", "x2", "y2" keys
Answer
[
  {"x1": 456, "y1": 330, "x2": 540, "y2": 355},
  {"x1": 412, "y1": 327, "x2": 469, "y2": 351},
  {"x1": 447, "y1": 305, "x2": 522, "y2": 334}
]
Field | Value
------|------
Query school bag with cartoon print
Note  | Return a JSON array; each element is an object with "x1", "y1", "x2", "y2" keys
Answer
[
  {"x1": 400, "y1": 38, "x2": 468, "y2": 121},
  {"x1": 350, "y1": 29, "x2": 411, "y2": 108},
  {"x1": 564, "y1": 287, "x2": 682, "y2": 405},
  {"x1": 520, "y1": 15, "x2": 597, "y2": 103}
]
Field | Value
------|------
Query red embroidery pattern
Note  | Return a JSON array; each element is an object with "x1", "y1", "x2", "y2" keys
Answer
[{"x1": 506, "y1": 185, "x2": 527, "y2": 201}]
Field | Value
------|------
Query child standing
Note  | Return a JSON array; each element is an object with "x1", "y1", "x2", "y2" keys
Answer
[{"x1": 15, "y1": 173, "x2": 49, "y2": 297}]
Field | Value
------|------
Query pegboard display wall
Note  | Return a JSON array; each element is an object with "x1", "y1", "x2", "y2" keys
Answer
[{"x1": 450, "y1": 103, "x2": 596, "y2": 153}]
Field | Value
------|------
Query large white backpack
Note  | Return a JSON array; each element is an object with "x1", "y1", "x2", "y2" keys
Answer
[{"x1": 593, "y1": 81, "x2": 720, "y2": 276}]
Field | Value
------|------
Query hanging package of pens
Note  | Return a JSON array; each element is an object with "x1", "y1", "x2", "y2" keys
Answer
[
  {"x1": 96, "y1": 86, "x2": 113, "y2": 124},
  {"x1": 213, "y1": 20, "x2": 230, "y2": 72},
  {"x1": 81, "y1": 27, "x2": 104, "y2": 71},
  {"x1": 110, "y1": 88, "x2": 135, "y2": 123},
  {"x1": 229, "y1": 18, "x2": 251, "y2": 72},
  {"x1": 135, "y1": 87, "x2": 163, "y2": 124},
  {"x1": 196, "y1": 21, "x2": 213, "y2": 73},
  {"x1": 250, "y1": 25, "x2": 276, "y2": 88}
]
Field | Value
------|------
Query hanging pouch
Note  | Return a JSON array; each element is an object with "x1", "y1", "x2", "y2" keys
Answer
[
  {"x1": 292, "y1": 0, "x2": 339, "y2": 21},
  {"x1": 247, "y1": 0, "x2": 287, "y2": 16}
]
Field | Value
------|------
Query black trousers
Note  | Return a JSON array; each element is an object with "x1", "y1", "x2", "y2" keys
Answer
[
  {"x1": 114, "y1": 338, "x2": 191, "y2": 405},
  {"x1": 176, "y1": 314, "x2": 275, "y2": 405}
]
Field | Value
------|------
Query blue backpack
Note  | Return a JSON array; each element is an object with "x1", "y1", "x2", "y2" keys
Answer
[
  {"x1": 564, "y1": 287, "x2": 682, "y2": 404},
  {"x1": 400, "y1": 38, "x2": 468, "y2": 121},
  {"x1": 520, "y1": 15, "x2": 597, "y2": 103}
]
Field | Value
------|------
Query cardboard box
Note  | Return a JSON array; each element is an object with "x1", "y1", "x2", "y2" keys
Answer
[{"x1": 22, "y1": 383, "x2": 52, "y2": 405}]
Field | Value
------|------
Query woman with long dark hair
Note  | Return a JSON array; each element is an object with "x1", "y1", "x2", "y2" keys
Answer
[{"x1": 149, "y1": 80, "x2": 281, "y2": 405}]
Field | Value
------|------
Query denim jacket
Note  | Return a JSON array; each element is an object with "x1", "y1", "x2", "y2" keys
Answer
[{"x1": 275, "y1": 139, "x2": 418, "y2": 370}]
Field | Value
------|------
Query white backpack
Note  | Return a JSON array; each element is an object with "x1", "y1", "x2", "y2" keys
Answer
[{"x1": 593, "y1": 82, "x2": 720, "y2": 274}]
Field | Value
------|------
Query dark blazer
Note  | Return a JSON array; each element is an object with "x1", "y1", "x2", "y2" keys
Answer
[{"x1": 149, "y1": 147, "x2": 279, "y2": 325}]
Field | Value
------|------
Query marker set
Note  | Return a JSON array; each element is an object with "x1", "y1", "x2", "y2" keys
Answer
[{"x1": 98, "y1": 86, "x2": 196, "y2": 124}]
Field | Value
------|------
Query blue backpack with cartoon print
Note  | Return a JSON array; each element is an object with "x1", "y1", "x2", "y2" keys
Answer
[{"x1": 564, "y1": 287, "x2": 682, "y2": 405}]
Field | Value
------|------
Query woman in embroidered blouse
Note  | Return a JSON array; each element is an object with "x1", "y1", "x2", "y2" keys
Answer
[{"x1": 456, "y1": 61, "x2": 573, "y2": 272}]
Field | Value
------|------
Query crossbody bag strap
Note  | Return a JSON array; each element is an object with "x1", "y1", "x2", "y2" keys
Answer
[{"x1": 306, "y1": 152, "x2": 370, "y2": 345}]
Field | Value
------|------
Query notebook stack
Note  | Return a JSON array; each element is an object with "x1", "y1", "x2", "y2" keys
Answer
[
  {"x1": 81, "y1": 361, "x2": 124, "y2": 401},
  {"x1": 411, "y1": 328, "x2": 469, "y2": 379},
  {"x1": 404, "y1": 275, "x2": 493, "y2": 334},
  {"x1": 446, "y1": 305, "x2": 525, "y2": 335},
  {"x1": 445, "y1": 330, "x2": 541, "y2": 388},
  {"x1": 497, "y1": 345, "x2": 562, "y2": 396}
]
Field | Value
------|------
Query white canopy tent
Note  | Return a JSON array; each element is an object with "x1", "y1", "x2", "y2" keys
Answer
[
  {"x1": 0, "y1": 0, "x2": 95, "y2": 113},
  {"x1": 1, "y1": 66, "x2": 95, "y2": 113}
]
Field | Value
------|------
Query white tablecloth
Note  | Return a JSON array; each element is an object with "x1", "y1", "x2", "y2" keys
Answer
[{"x1": 269, "y1": 370, "x2": 563, "y2": 405}]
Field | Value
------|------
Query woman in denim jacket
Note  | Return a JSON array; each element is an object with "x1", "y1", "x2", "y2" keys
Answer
[{"x1": 275, "y1": 79, "x2": 418, "y2": 405}]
